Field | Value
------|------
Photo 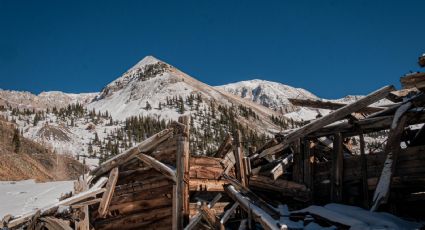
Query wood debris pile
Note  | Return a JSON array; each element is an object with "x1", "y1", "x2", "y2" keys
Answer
[{"x1": 3, "y1": 76, "x2": 425, "y2": 229}]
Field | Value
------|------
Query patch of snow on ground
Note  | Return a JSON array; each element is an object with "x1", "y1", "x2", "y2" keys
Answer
[{"x1": 0, "y1": 180, "x2": 73, "y2": 218}]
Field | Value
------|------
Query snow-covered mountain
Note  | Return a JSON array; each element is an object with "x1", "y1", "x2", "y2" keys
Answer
[
  {"x1": 216, "y1": 79, "x2": 317, "y2": 113},
  {"x1": 0, "y1": 89, "x2": 96, "y2": 110},
  {"x1": 87, "y1": 56, "x2": 281, "y2": 133}
]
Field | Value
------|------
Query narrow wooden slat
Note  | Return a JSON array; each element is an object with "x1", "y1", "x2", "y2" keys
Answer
[{"x1": 98, "y1": 167, "x2": 119, "y2": 218}]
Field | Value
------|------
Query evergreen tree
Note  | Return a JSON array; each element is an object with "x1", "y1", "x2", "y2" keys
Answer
[
  {"x1": 145, "y1": 101, "x2": 152, "y2": 110},
  {"x1": 12, "y1": 128, "x2": 20, "y2": 153}
]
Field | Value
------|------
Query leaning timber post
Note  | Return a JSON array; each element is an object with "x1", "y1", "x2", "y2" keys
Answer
[
  {"x1": 359, "y1": 133, "x2": 369, "y2": 208},
  {"x1": 292, "y1": 138, "x2": 302, "y2": 183},
  {"x1": 331, "y1": 133, "x2": 343, "y2": 202},
  {"x1": 173, "y1": 116, "x2": 190, "y2": 230},
  {"x1": 233, "y1": 130, "x2": 248, "y2": 188},
  {"x1": 303, "y1": 138, "x2": 312, "y2": 198}
]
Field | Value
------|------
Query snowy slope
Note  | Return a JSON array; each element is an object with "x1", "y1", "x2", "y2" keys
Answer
[
  {"x1": 0, "y1": 180, "x2": 73, "y2": 218},
  {"x1": 216, "y1": 79, "x2": 317, "y2": 112},
  {"x1": 88, "y1": 56, "x2": 281, "y2": 132},
  {"x1": 0, "y1": 89, "x2": 96, "y2": 110}
]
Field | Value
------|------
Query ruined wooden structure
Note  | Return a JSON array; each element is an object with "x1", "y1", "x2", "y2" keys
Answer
[{"x1": 4, "y1": 74, "x2": 425, "y2": 229}]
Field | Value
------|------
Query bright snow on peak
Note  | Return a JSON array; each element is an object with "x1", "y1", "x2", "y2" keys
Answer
[{"x1": 127, "y1": 55, "x2": 162, "y2": 72}]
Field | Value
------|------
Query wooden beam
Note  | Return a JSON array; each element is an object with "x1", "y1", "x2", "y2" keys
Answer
[
  {"x1": 214, "y1": 133, "x2": 233, "y2": 158},
  {"x1": 292, "y1": 138, "x2": 302, "y2": 183},
  {"x1": 359, "y1": 133, "x2": 369, "y2": 209},
  {"x1": 303, "y1": 139, "x2": 312, "y2": 190},
  {"x1": 288, "y1": 98, "x2": 384, "y2": 113},
  {"x1": 400, "y1": 72, "x2": 425, "y2": 90},
  {"x1": 225, "y1": 185, "x2": 283, "y2": 230},
  {"x1": 269, "y1": 154, "x2": 293, "y2": 180},
  {"x1": 370, "y1": 102, "x2": 411, "y2": 211},
  {"x1": 331, "y1": 133, "x2": 343, "y2": 202},
  {"x1": 249, "y1": 175, "x2": 308, "y2": 199},
  {"x1": 178, "y1": 116, "x2": 191, "y2": 225},
  {"x1": 258, "y1": 85, "x2": 395, "y2": 158},
  {"x1": 98, "y1": 167, "x2": 119, "y2": 218},
  {"x1": 136, "y1": 153, "x2": 176, "y2": 182},
  {"x1": 233, "y1": 130, "x2": 248, "y2": 187},
  {"x1": 308, "y1": 112, "x2": 425, "y2": 138},
  {"x1": 91, "y1": 128, "x2": 173, "y2": 177},
  {"x1": 220, "y1": 202, "x2": 239, "y2": 227},
  {"x1": 221, "y1": 148, "x2": 236, "y2": 175},
  {"x1": 184, "y1": 194, "x2": 222, "y2": 230}
]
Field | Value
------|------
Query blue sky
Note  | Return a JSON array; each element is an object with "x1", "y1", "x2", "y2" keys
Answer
[{"x1": 0, "y1": 0, "x2": 424, "y2": 98}]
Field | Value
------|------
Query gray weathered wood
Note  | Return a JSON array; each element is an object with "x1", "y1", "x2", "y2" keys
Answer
[
  {"x1": 258, "y1": 85, "x2": 395, "y2": 158},
  {"x1": 98, "y1": 167, "x2": 119, "y2": 218}
]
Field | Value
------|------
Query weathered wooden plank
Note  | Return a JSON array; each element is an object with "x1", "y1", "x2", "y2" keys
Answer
[
  {"x1": 359, "y1": 133, "x2": 369, "y2": 208},
  {"x1": 214, "y1": 133, "x2": 233, "y2": 158},
  {"x1": 370, "y1": 102, "x2": 411, "y2": 211},
  {"x1": 249, "y1": 175, "x2": 309, "y2": 199},
  {"x1": 269, "y1": 154, "x2": 293, "y2": 180},
  {"x1": 331, "y1": 133, "x2": 343, "y2": 202},
  {"x1": 258, "y1": 85, "x2": 395, "y2": 158},
  {"x1": 225, "y1": 185, "x2": 282, "y2": 230},
  {"x1": 233, "y1": 130, "x2": 248, "y2": 187},
  {"x1": 289, "y1": 98, "x2": 384, "y2": 113},
  {"x1": 98, "y1": 167, "x2": 119, "y2": 218},
  {"x1": 136, "y1": 153, "x2": 176, "y2": 182}
]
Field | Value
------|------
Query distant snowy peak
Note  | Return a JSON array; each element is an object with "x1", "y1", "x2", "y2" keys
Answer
[
  {"x1": 216, "y1": 79, "x2": 317, "y2": 111},
  {"x1": 0, "y1": 89, "x2": 96, "y2": 110},
  {"x1": 95, "y1": 56, "x2": 173, "y2": 100}
]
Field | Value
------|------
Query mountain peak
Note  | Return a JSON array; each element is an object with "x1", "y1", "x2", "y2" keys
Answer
[{"x1": 128, "y1": 55, "x2": 163, "y2": 72}]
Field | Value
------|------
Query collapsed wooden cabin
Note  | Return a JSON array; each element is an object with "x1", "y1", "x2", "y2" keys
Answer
[{"x1": 3, "y1": 75, "x2": 425, "y2": 229}]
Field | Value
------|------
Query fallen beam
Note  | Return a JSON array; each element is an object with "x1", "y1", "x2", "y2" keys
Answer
[
  {"x1": 288, "y1": 98, "x2": 384, "y2": 113},
  {"x1": 258, "y1": 85, "x2": 395, "y2": 158}
]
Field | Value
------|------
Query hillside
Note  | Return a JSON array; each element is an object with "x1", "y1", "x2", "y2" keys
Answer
[{"x1": 0, "y1": 116, "x2": 87, "y2": 181}]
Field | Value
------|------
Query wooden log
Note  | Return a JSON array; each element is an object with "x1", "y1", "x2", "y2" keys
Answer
[
  {"x1": 303, "y1": 139, "x2": 312, "y2": 190},
  {"x1": 189, "y1": 178, "x2": 227, "y2": 192},
  {"x1": 98, "y1": 167, "x2": 119, "y2": 218},
  {"x1": 269, "y1": 154, "x2": 293, "y2": 180},
  {"x1": 91, "y1": 128, "x2": 173, "y2": 177},
  {"x1": 308, "y1": 112, "x2": 425, "y2": 138},
  {"x1": 292, "y1": 138, "x2": 303, "y2": 183},
  {"x1": 108, "y1": 196, "x2": 172, "y2": 215},
  {"x1": 249, "y1": 175, "x2": 308, "y2": 199},
  {"x1": 177, "y1": 117, "x2": 190, "y2": 224},
  {"x1": 387, "y1": 88, "x2": 419, "y2": 102},
  {"x1": 400, "y1": 72, "x2": 425, "y2": 90},
  {"x1": 94, "y1": 207, "x2": 172, "y2": 230},
  {"x1": 189, "y1": 165, "x2": 224, "y2": 180},
  {"x1": 40, "y1": 217, "x2": 72, "y2": 230},
  {"x1": 225, "y1": 185, "x2": 283, "y2": 230},
  {"x1": 233, "y1": 130, "x2": 248, "y2": 187},
  {"x1": 221, "y1": 149, "x2": 236, "y2": 175},
  {"x1": 258, "y1": 85, "x2": 395, "y2": 158},
  {"x1": 359, "y1": 133, "x2": 369, "y2": 208},
  {"x1": 136, "y1": 153, "x2": 176, "y2": 182},
  {"x1": 214, "y1": 133, "x2": 233, "y2": 158},
  {"x1": 331, "y1": 133, "x2": 343, "y2": 202},
  {"x1": 185, "y1": 193, "x2": 222, "y2": 230},
  {"x1": 288, "y1": 98, "x2": 384, "y2": 113},
  {"x1": 222, "y1": 174, "x2": 280, "y2": 219},
  {"x1": 370, "y1": 102, "x2": 411, "y2": 211}
]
